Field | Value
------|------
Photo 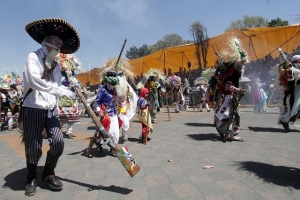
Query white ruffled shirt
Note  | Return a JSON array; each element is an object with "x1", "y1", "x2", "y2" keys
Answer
[{"x1": 22, "y1": 46, "x2": 67, "y2": 111}]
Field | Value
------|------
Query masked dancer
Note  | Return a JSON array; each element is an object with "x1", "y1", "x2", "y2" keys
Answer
[
  {"x1": 213, "y1": 36, "x2": 247, "y2": 142},
  {"x1": 278, "y1": 54, "x2": 300, "y2": 131},
  {"x1": 22, "y1": 18, "x2": 79, "y2": 196},
  {"x1": 168, "y1": 75, "x2": 182, "y2": 113},
  {"x1": 56, "y1": 53, "x2": 83, "y2": 139},
  {"x1": 144, "y1": 69, "x2": 165, "y2": 123}
]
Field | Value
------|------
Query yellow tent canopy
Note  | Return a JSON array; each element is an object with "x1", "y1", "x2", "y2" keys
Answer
[
  {"x1": 128, "y1": 24, "x2": 300, "y2": 75},
  {"x1": 77, "y1": 24, "x2": 300, "y2": 86},
  {"x1": 76, "y1": 68, "x2": 103, "y2": 86}
]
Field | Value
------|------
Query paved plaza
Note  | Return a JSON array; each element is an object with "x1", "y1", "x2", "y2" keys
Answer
[{"x1": 0, "y1": 106, "x2": 300, "y2": 200}]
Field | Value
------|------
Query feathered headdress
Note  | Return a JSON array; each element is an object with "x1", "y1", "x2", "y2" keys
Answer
[
  {"x1": 0, "y1": 70, "x2": 22, "y2": 90},
  {"x1": 55, "y1": 53, "x2": 83, "y2": 87},
  {"x1": 56, "y1": 53, "x2": 83, "y2": 72},
  {"x1": 99, "y1": 58, "x2": 135, "y2": 83},
  {"x1": 194, "y1": 77, "x2": 208, "y2": 86},
  {"x1": 167, "y1": 75, "x2": 181, "y2": 85},
  {"x1": 144, "y1": 68, "x2": 166, "y2": 82},
  {"x1": 221, "y1": 35, "x2": 249, "y2": 63}
]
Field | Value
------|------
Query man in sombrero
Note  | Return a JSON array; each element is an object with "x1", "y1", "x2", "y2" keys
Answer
[{"x1": 22, "y1": 18, "x2": 80, "y2": 196}]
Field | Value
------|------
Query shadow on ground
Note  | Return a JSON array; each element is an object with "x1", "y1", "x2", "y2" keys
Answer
[
  {"x1": 248, "y1": 126, "x2": 296, "y2": 133},
  {"x1": 3, "y1": 167, "x2": 132, "y2": 195},
  {"x1": 234, "y1": 161, "x2": 300, "y2": 189},
  {"x1": 184, "y1": 122, "x2": 215, "y2": 127},
  {"x1": 87, "y1": 126, "x2": 97, "y2": 131},
  {"x1": 60, "y1": 178, "x2": 133, "y2": 194},
  {"x1": 3, "y1": 167, "x2": 55, "y2": 191},
  {"x1": 187, "y1": 133, "x2": 222, "y2": 142}
]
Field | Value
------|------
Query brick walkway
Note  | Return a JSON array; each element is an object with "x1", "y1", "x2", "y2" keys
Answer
[{"x1": 0, "y1": 107, "x2": 300, "y2": 199}]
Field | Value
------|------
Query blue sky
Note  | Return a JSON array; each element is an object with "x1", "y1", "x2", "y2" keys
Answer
[{"x1": 0, "y1": 0, "x2": 299, "y2": 77}]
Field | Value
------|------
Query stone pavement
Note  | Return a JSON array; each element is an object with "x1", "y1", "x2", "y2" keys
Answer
[{"x1": 0, "y1": 106, "x2": 300, "y2": 200}]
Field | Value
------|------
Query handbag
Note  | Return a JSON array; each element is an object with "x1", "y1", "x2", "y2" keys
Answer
[{"x1": 18, "y1": 88, "x2": 33, "y2": 130}]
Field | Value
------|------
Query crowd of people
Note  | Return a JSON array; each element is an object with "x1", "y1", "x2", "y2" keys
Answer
[{"x1": 1, "y1": 17, "x2": 300, "y2": 197}]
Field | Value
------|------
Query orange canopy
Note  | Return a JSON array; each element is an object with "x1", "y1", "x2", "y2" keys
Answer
[
  {"x1": 128, "y1": 24, "x2": 300, "y2": 75},
  {"x1": 77, "y1": 24, "x2": 300, "y2": 86},
  {"x1": 76, "y1": 68, "x2": 103, "y2": 86}
]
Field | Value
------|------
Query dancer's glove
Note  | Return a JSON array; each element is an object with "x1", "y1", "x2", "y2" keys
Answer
[
  {"x1": 54, "y1": 87, "x2": 76, "y2": 99},
  {"x1": 64, "y1": 90, "x2": 76, "y2": 99}
]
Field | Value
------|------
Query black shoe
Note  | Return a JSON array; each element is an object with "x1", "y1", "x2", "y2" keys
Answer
[
  {"x1": 42, "y1": 153, "x2": 63, "y2": 191},
  {"x1": 65, "y1": 134, "x2": 73, "y2": 139},
  {"x1": 96, "y1": 142, "x2": 103, "y2": 154},
  {"x1": 207, "y1": 110, "x2": 211, "y2": 112},
  {"x1": 110, "y1": 148, "x2": 116, "y2": 157},
  {"x1": 280, "y1": 120, "x2": 290, "y2": 132},
  {"x1": 25, "y1": 179, "x2": 36, "y2": 196},
  {"x1": 42, "y1": 174, "x2": 63, "y2": 191}
]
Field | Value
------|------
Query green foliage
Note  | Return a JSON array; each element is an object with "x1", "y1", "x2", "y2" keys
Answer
[
  {"x1": 156, "y1": 34, "x2": 186, "y2": 50},
  {"x1": 268, "y1": 18, "x2": 288, "y2": 27},
  {"x1": 125, "y1": 34, "x2": 192, "y2": 59},
  {"x1": 125, "y1": 44, "x2": 151, "y2": 59},
  {"x1": 225, "y1": 15, "x2": 269, "y2": 32},
  {"x1": 126, "y1": 46, "x2": 139, "y2": 59}
]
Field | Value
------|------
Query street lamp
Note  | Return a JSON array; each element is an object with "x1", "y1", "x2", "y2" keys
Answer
[{"x1": 82, "y1": 57, "x2": 90, "y2": 86}]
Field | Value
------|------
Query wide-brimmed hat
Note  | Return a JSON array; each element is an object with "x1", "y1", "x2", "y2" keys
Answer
[{"x1": 25, "y1": 18, "x2": 80, "y2": 54}]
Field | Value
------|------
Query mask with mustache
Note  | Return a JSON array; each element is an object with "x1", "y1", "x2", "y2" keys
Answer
[
  {"x1": 41, "y1": 39, "x2": 61, "y2": 82},
  {"x1": 44, "y1": 42, "x2": 60, "y2": 69}
]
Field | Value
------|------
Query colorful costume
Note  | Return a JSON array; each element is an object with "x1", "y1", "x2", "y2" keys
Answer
[
  {"x1": 182, "y1": 78, "x2": 190, "y2": 111},
  {"x1": 278, "y1": 54, "x2": 300, "y2": 131},
  {"x1": 194, "y1": 77, "x2": 211, "y2": 112},
  {"x1": 211, "y1": 36, "x2": 247, "y2": 142},
  {"x1": 0, "y1": 71, "x2": 23, "y2": 131},
  {"x1": 94, "y1": 82, "x2": 119, "y2": 154},
  {"x1": 168, "y1": 75, "x2": 182, "y2": 113},
  {"x1": 252, "y1": 79, "x2": 267, "y2": 112},
  {"x1": 93, "y1": 58, "x2": 137, "y2": 155},
  {"x1": 23, "y1": 18, "x2": 80, "y2": 196},
  {"x1": 56, "y1": 53, "x2": 83, "y2": 138},
  {"x1": 144, "y1": 69, "x2": 164, "y2": 123},
  {"x1": 100, "y1": 58, "x2": 138, "y2": 141},
  {"x1": 137, "y1": 87, "x2": 153, "y2": 141}
]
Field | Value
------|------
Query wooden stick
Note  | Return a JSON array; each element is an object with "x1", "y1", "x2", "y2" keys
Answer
[
  {"x1": 73, "y1": 86, "x2": 140, "y2": 177},
  {"x1": 144, "y1": 105, "x2": 150, "y2": 145},
  {"x1": 166, "y1": 93, "x2": 171, "y2": 121}
]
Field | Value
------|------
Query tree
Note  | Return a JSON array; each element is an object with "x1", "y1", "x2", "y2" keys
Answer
[
  {"x1": 189, "y1": 21, "x2": 209, "y2": 76},
  {"x1": 126, "y1": 46, "x2": 139, "y2": 59},
  {"x1": 148, "y1": 44, "x2": 158, "y2": 54},
  {"x1": 155, "y1": 34, "x2": 185, "y2": 50},
  {"x1": 126, "y1": 34, "x2": 192, "y2": 59},
  {"x1": 138, "y1": 44, "x2": 151, "y2": 57},
  {"x1": 225, "y1": 15, "x2": 269, "y2": 31},
  {"x1": 268, "y1": 18, "x2": 288, "y2": 27}
]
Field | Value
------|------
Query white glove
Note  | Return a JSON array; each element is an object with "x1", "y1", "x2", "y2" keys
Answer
[
  {"x1": 64, "y1": 90, "x2": 76, "y2": 99},
  {"x1": 54, "y1": 87, "x2": 76, "y2": 99}
]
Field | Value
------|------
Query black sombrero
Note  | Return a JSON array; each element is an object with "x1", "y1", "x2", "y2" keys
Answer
[{"x1": 25, "y1": 18, "x2": 80, "y2": 54}]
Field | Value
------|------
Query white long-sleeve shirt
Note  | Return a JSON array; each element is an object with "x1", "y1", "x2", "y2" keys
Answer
[{"x1": 22, "y1": 47, "x2": 67, "y2": 110}]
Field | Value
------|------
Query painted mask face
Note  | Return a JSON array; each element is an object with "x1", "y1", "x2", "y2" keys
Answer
[{"x1": 48, "y1": 36, "x2": 63, "y2": 50}]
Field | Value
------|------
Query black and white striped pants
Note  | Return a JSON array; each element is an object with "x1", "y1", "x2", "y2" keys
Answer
[{"x1": 23, "y1": 107, "x2": 64, "y2": 164}]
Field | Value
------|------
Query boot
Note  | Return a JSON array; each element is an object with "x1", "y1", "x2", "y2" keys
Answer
[
  {"x1": 25, "y1": 162, "x2": 37, "y2": 196},
  {"x1": 42, "y1": 153, "x2": 63, "y2": 191},
  {"x1": 95, "y1": 139, "x2": 104, "y2": 154}
]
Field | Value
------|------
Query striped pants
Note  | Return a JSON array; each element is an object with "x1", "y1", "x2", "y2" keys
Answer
[{"x1": 23, "y1": 107, "x2": 64, "y2": 164}]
